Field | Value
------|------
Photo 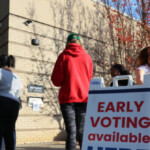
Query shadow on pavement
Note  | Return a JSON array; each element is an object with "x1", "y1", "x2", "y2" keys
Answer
[{"x1": 16, "y1": 142, "x2": 80, "y2": 150}]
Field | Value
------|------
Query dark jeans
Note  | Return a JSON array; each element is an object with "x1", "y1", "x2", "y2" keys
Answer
[
  {"x1": 1, "y1": 130, "x2": 16, "y2": 150},
  {"x1": 1, "y1": 138, "x2": 4, "y2": 150},
  {"x1": 0, "y1": 96, "x2": 19, "y2": 150},
  {"x1": 60, "y1": 103, "x2": 87, "y2": 150}
]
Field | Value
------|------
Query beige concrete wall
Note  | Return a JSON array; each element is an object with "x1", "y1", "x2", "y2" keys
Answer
[
  {"x1": 9, "y1": 0, "x2": 111, "y2": 41},
  {"x1": 8, "y1": 0, "x2": 114, "y2": 143}
]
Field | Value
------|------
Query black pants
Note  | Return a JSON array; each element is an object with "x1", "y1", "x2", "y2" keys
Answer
[
  {"x1": 1, "y1": 130, "x2": 16, "y2": 150},
  {"x1": 60, "y1": 103, "x2": 87, "y2": 150},
  {"x1": 0, "y1": 96, "x2": 19, "y2": 150}
]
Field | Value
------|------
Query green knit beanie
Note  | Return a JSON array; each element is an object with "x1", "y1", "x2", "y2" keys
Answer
[{"x1": 67, "y1": 33, "x2": 80, "y2": 41}]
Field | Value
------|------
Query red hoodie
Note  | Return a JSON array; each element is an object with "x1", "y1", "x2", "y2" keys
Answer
[{"x1": 51, "y1": 43, "x2": 93, "y2": 104}]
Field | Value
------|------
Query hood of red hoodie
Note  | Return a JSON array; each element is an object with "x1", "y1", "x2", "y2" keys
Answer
[{"x1": 63, "y1": 43, "x2": 85, "y2": 56}]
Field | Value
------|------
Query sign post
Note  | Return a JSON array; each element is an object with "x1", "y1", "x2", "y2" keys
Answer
[{"x1": 82, "y1": 75, "x2": 150, "y2": 150}]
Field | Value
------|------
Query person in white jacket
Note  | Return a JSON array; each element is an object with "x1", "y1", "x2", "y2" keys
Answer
[
  {"x1": 0, "y1": 55, "x2": 22, "y2": 150},
  {"x1": 136, "y1": 46, "x2": 150, "y2": 85}
]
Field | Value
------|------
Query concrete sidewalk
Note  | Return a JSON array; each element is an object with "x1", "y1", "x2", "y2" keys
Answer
[{"x1": 16, "y1": 141, "x2": 80, "y2": 150}]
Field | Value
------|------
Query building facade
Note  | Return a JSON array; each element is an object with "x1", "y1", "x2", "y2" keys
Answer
[{"x1": 0, "y1": 0, "x2": 140, "y2": 144}]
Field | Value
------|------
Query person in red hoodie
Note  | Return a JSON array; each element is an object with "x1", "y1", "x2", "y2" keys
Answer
[{"x1": 51, "y1": 33, "x2": 93, "y2": 150}]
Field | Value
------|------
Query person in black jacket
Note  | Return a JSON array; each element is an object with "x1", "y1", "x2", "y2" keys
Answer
[{"x1": 110, "y1": 64, "x2": 130, "y2": 86}]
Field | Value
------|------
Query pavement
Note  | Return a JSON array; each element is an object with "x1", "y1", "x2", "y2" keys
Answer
[{"x1": 16, "y1": 141, "x2": 80, "y2": 150}]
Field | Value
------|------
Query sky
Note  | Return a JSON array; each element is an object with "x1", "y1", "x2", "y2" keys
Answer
[{"x1": 93, "y1": 0, "x2": 144, "y2": 21}]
